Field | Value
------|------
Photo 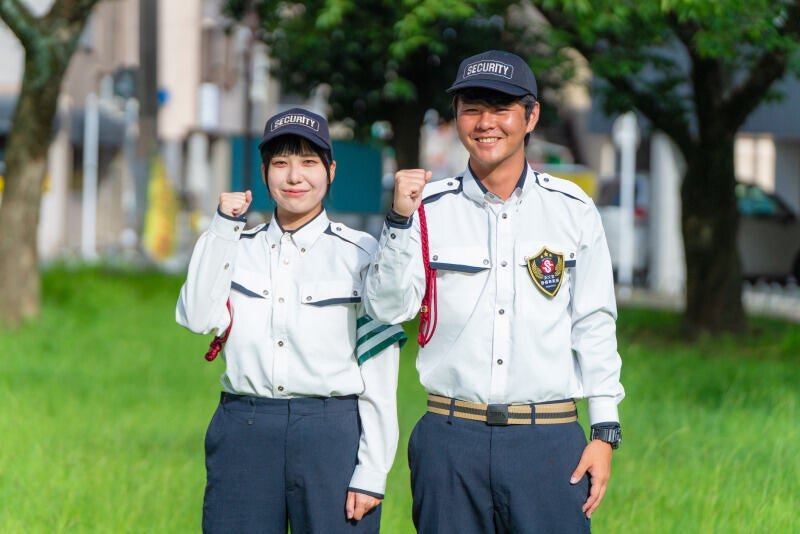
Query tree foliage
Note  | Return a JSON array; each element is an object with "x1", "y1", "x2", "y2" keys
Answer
[
  {"x1": 532, "y1": 0, "x2": 800, "y2": 335},
  {"x1": 223, "y1": 0, "x2": 521, "y2": 167}
]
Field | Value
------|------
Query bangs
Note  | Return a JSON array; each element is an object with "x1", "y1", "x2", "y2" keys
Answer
[{"x1": 265, "y1": 136, "x2": 323, "y2": 159}]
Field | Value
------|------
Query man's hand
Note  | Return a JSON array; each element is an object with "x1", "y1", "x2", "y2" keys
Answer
[
  {"x1": 392, "y1": 169, "x2": 432, "y2": 217},
  {"x1": 346, "y1": 490, "x2": 381, "y2": 521},
  {"x1": 570, "y1": 439, "x2": 613, "y2": 519},
  {"x1": 219, "y1": 190, "x2": 252, "y2": 218}
]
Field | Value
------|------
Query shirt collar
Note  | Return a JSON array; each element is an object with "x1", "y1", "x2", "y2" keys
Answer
[
  {"x1": 462, "y1": 162, "x2": 530, "y2": 204},
  {"x1": 265, "y1": 208, "x2": 330, "y2": 251}
]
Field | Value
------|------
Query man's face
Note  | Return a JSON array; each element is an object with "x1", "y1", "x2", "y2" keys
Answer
[{"x1": 455, "y1": 97, "x2": 539, "y2": 176}]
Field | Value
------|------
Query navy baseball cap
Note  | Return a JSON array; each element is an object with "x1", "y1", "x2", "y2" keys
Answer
[
  {"x1": 447, "y1": 50, "x2": 537, "y2": 99},
  {"x1": 258, "y1": 107, "x2": 332, "y2": 154}
]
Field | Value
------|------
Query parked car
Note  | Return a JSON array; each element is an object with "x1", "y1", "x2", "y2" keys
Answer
[
  {"x1": 600, "y1": 178, "x2": 800, "y2": 283},
  {"x1": 736, "y1": 183, "x2": 800, "y2": 281}
]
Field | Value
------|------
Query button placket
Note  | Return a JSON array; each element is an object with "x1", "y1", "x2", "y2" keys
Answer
[{"x1": 489, "y1": 207, "x2": 513, "y2": 400}]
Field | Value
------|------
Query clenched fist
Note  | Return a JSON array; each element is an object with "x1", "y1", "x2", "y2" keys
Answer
[
  {"x1": 219, "y1": 190, "x2": 252, "y2": 218},
  {"x1": 392, "y1": 169, "x2": 432, "y2": 217}
]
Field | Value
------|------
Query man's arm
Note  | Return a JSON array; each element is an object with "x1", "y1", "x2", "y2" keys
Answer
[
  {"x1": 568, "y1": 199, "x2": 625, "y2": 518},
  {"x1": 363, "y1": 170, "x2": 430, "y2": 324}
]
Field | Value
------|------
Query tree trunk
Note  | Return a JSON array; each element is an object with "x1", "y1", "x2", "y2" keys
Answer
[
  {"x1": 0, "y1": 57, "x2": 66, "y2": 328},
  {"x1": 390, "y1": 104, "x2": 424, "y2": 170},
  {"x1": 680, "y1": 132, "x2": 745, "y2": 336}
]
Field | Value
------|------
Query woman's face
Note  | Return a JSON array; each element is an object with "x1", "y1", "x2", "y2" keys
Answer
[{"x1": 264, "y1": 149, "x2": 335, "y2": 226}]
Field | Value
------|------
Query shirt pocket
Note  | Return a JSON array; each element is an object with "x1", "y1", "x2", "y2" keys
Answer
[
  {"x1": 429, "y1": 246, "x2": 491, "y2": 328},
  {"x1": 231, "y1": 267, "x2": 271, "y2": 299},
  {"x1": 298, "y1": 280, "x2": 361, "y2": 352}
]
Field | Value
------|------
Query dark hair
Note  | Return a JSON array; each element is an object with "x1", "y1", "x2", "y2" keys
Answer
[
  {"x1": 452, "y1": 88, "x2": 538, "y2": 145},
  {"x1": 259, "y1": 136, "x2": 333, "y2": 196}
]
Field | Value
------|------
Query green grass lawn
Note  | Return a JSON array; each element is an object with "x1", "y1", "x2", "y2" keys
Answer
[{"x1": 1, "y1": 267, "x2": 798, "y2": 532}]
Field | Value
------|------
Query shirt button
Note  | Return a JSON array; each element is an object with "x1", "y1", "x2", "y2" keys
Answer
[
  {"x1": 432, "y1": 255, "x2": 438, "y2": 261},
  {"x1": 544, "y1": 177, "x2": 550, "y2": 182},
  {"x1": 306, "y1": 296, "x2": 312, "y2": 301},
  {"x1": 278, "y1": 297, "x2": 285, "y2": 303},
  {"x1": 390, "y1": 233, "x2": 396, "y2": 239},
  {"x1": 300, "y1": 248, "x2": 306, "y2": 253},
  {"x1": 277, "y1": 340, "x2": 284, "y2": 347},
  {"x1": 497, "y1": 359, "x2": 503, "y2": 365},
  {"x1": 483, "y1": 259, "x2": 489, "y2": 265},
  {"x1": 277, "y1": 385, "x2": 284, "y2": 392},
  {"x1": 336, "y1": 226, "x2": 343, "y2": 231},
  {"x1": 501, "y1": 260, "x2": 508, "y2": 267},
  {"x1": 352, "y1": 290, "x2": 358, "y2": 296},
  {"x1": 501, "y1": 213, "x2": 508, "y2": 219},
  {"x1": 283, "y1": 258, "x2": 289, "y2": 265},
  {"x1": 498, "y1": 309, "x2": 505, "y2": 315},
  {"x1": 262, "y1": 290, "x2": 269, "y2": 296},
  {"x1": 223, "y1": 263, "x2": 230, "y2": 269},
  {"x1": 271, "y1": 244, "x2": 276, "y2": 249},
  {"x1": 234, "y1": 225, "x2": 240, "y2": 231}
]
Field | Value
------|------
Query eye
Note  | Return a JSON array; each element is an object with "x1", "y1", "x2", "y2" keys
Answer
[
  {"x1": 270, "y1": 158, "x2": 287, "y2": 167},
  {"x1": 303, "y1": 158, "x2": 321, "y2": 166}
]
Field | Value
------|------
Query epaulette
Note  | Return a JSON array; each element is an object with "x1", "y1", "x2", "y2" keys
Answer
[
  {"x1": 239, "y1": 223, "x2": 268, "y2": 239},
  {"x1": 325, "y1": 222, "x2": 378, "y2": 255},
  {"x1": 422, "y1": 176, "x2": 463, "y2": 204},
  {"x1": 533, "y1": 172, "x2": 588, "y2": 204}
]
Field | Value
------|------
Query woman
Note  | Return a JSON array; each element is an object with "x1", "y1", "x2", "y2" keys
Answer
[{"x1": 177, "y1": 108, "x2": 405, "y2": 533}]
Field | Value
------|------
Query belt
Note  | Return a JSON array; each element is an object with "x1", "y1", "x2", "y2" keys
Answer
[{"x1": 427, "y1": 394, "x2": 577, "y2": 426}]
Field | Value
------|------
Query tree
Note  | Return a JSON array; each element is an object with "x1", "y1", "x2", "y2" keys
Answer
[
  {"x1": 0, "y1": 0, "x2": 102, "y2": 328},
  {"x1": 223, "y1": 0, "x2": 520, "y2": 170},
  {"x1": 532, "y1": 0, "x2": 800, "y2": 335}
]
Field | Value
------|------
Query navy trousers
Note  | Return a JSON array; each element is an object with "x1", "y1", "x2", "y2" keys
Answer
[
  {"x1": 202, "y1": 392, "x2": 381, "y2": 534},
  {"x1": 409, "y1": 412, "x2": 591, "y2": 534}
]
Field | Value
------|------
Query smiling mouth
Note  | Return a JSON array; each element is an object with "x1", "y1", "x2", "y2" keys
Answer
[
  {"x1": 283, "y1": 190, "x2": 308, "y2": 196},
  {"x1": 475, "y1": 137, "x2": 500, "y2": 143}
]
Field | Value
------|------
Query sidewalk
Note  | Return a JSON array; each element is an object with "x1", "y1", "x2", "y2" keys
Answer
[{"x1": 616, "y1": 283, "x2": 800, "y2": 324}]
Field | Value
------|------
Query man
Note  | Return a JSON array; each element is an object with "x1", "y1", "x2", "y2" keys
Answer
[{"x1": 364, "y1": 50, "x2": 624, "y2": 533}]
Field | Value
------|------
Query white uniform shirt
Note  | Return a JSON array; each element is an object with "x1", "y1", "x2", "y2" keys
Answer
[
  {"x1": 364, "y1": 165, "x2": 624, "y2": 426},
  {"x1": 176, "y1": 209, "x2": 405, "y2": 495}
]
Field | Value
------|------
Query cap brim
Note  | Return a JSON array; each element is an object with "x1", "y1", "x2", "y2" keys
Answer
[
  {"x1": 258, "y1": 129, "x2": 331, "y2": 152},
  {"x1": 446, "y1": 79, "x2": 531, "y2": 97}
]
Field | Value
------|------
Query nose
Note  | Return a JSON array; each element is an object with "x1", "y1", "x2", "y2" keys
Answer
[
  {"x1": 286, "y1": 161, "x2": 303, "y2": 184},
  {"x1": 476, "y1": 111, "x2": 495, "y2": 131}
]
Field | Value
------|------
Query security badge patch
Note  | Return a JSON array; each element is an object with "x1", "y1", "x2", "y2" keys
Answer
[{"x1": 527, "y1": 247, "x2": 565, "y2": 297}]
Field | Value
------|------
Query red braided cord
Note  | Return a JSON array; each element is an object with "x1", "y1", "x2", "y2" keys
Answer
[
  {"x1": 417, "y1": 203, "x2": 438, "y2": 347},
  {"x1": 205, "y1": 299, "x2": 233, "y2": 361}
]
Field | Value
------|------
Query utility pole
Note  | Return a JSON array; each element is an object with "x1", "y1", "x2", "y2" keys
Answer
[
  {"x1": 136, "y1": 0, "x2": 159, "y2": 233},
  {"x1": 242, "y1": 1, "x2": 259, "y2": 191}
]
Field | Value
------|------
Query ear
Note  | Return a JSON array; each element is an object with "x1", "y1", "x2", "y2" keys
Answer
[
  {"x1": 328, "y1": 160, "x2": 336, "y2": 184},
  {"x1": 526, "y1": 101, "x2": 540, "y2": 134}
]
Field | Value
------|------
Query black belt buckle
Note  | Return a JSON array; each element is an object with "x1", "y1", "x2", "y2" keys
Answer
[{"x1": 486, "y1": 404, "x2": 509, "y2": 426}]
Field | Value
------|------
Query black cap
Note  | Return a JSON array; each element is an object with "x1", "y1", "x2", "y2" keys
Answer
[
  {"x1": 258, "y1": 107, "x2": 332, "y2": 154},
  {"x1": 447, "y1": 50, "x2": 537, "y2": 99}
]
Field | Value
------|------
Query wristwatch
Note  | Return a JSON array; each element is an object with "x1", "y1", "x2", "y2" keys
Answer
[{"x1": 590, "y1": 424, "x2": 622, "y2": 449}]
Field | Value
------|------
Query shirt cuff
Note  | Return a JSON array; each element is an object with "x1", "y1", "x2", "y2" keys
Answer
[
  {"x1": 588, "y1": 397, "x2": 619, "y2": 426},
  {"x1": 349, "y1": 465, "x2": 388, "y2": 497},
  {"x1": 385, "y1": 209, "x2": 413, "y2": 229},
  {"x1": 209, "y1": 209, "x2": 246, "y2": 241},
  {"x1": 381, "y1": 222, "x2": 413, "y2": 251}
]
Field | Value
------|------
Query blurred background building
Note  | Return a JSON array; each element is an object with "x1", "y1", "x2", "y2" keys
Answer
[{"x1": 0, "y1": 0, "x2": 798, "y2": 293}]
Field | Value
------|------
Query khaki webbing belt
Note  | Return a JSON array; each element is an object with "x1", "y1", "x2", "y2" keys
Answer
[{"x1": 427, "y1": 394, "x2": 577, "y2": 425}]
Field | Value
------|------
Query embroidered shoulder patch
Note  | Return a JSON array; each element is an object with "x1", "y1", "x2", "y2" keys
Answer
[{"x1": 526, "y1": 247, "x2": 565, "y2": 297}]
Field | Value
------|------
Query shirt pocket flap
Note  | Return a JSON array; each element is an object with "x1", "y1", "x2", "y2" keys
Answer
[
  {"x1": 430, "y1": 246, "x2": 491, "y2": 272},
  {"x1": 231, "y1": 267, "x2": 269, "y2": 299},
  {"x1": 300, "y1": 280, "x2": 362, "y2": 306},
  {"x1": 516, "y1": 243, "x2": 577, "y2": 268}
]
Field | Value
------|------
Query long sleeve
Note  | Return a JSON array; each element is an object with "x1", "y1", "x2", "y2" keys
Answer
[
  {"x1": 176, "y1": 210, "x2": 245, "y2": 335},
  {"x1": 364, "y1": 216, "x2": 427, "y2": 324},
  {"x1": 569, "y1": 201, "x2": 625, "y2": 425},
  {"x1": 348, "y1": 310, "x2": 406, "y2": 496}
]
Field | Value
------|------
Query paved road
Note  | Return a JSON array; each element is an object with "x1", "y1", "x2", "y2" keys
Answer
[{"x1": 617, "y1": 282, "x2": 800, "y2": 323}]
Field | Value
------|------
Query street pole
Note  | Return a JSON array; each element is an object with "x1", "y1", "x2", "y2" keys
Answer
[
  {"x1": 136, "y1": 0, "x2": 159, "y2": 236},
  {"x1": 612, "y1": 112, "x2": 640, "y2": 295},
  {"x1": 81, "y1": 92, "x2": 99, "y2": 261}
]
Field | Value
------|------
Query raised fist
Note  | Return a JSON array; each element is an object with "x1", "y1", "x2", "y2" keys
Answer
[
  {"x1": 219, "y1": 190, "x2": 252, "y2": 218},
  {"x1": 392, "y1": 169, "x2": 432, "y2": 217}
]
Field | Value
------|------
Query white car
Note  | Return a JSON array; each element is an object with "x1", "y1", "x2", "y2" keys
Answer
[{"x1": 736, "y1": 183, "x2": 800, "y2": 281}]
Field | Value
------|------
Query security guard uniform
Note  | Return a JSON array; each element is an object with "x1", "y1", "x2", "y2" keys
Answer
[
  {"x1": 178, "y1": 207, "x2": 405, "y2": 533},
  {"x1": 364, "y1": 164, "x2": 625, "y2": 533}
]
